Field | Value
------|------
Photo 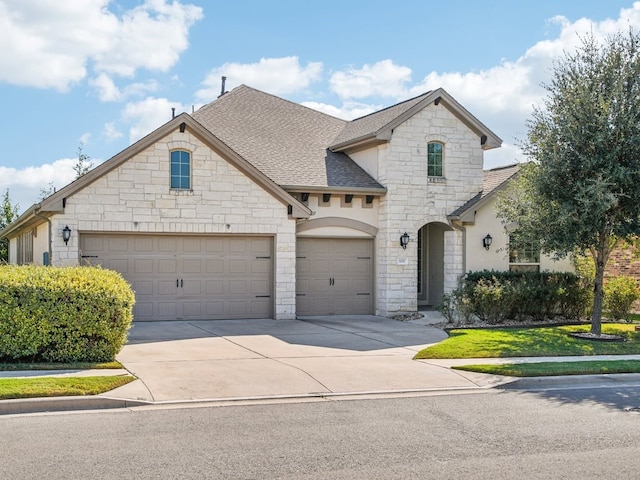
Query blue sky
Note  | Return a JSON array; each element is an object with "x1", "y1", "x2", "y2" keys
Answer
[{"x1": 1, "y1": 0, "x2": 638, "y2": 212}]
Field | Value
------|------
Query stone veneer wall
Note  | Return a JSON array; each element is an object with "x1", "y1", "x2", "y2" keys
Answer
[
  {"x1": 375, "y1": 103, "x2": 485, "y2": 315},
  {"x1": 50, "y1": 130, "x2": 298, "y2": 320}
]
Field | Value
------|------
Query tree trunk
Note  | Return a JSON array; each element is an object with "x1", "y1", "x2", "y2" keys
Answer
[
  {"x1": 591, "y1": 256, "x2": 605, "y2": 336},
  {"x1": 590, "y1": 232, "x2": 612, "y2": 336}
]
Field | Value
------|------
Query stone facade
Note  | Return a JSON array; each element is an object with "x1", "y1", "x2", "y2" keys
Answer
[
  {"x1": 370, "y1": 103, "x2": 484, "y2": 315},
  {"x1": 52, "y1": 130, "x2": 298, "y2": 319}
]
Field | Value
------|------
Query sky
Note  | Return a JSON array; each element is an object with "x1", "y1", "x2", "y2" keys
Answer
[{"x1": 1, "y1": 0, "x2": 640, "y2": 213}]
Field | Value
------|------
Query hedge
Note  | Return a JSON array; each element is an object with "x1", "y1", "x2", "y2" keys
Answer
[
  {"x1": 0, "y1": 265, "x2": 135, "y2": 362},
  {"x1": 439, "y1": 270, "x2": 591, "y2": 324}
]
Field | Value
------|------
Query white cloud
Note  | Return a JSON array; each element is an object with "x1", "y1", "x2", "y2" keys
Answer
[
  {"x1": 329, "y1": 59, "x2": 412, "y2": 100},
  {"x1": 0, "y1": 0, "x2": 202, "y2": 91},
  {"x1": 301, "y1": 101, "x2": 380, "y2": 121},
  {"x1": 79, "y1": 132, "x2": 92, "y2": 146},
  {"x1": 121, "y1": 97, "x2": 187, "y2": 144},
  {"x1": 103, "y1": 121, "x2": 123, "y2": 142},
  {"x1": 90, "y1": 73, "x2": 122, "y2": 102},
  {"x1": 196, "y1": 56, "x2": 323, "y2": 102},
  {"x1": 399, "y1": 3, "x2": 640, "y2": 157},
  {"x1": 0, "y1": 158, "x2": 78, "y2": 210},
  {"x1": 89, "y1": 73, "x2": 159, "y2": 102}
]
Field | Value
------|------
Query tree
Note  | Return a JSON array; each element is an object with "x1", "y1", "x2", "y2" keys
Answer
[
  {"x1": 0, "y1": 189, "x2": 19, "y2": 262},
  {"x1": 73, "y1": 143, "x2": 93, "y2": 179},
  {"x1": 38, "y1": 143, "x2": 93, "y2": 202},
  {"x1": 497, "y1": 31, "x2": 640, "y2": 336}
]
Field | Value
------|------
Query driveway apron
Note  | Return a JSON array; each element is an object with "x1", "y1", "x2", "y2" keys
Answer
[{"x1": 108, "y1": 316, "x2": 498, "y2": 402}]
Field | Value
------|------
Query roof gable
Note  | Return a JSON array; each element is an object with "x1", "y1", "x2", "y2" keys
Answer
[
  {"x1": 448, "y1": 163, "x2": 520, "y2": 223},
  {"x1": 330, "y1": 88, "x2": 502, "y2": 152},
  {"x1": 2, "y1": 113, "x2": 312, "y2": 239}
]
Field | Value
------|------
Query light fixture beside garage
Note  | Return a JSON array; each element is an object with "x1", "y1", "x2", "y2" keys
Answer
[
  {"x1": 483, "y1": 233, "x2": 493, "y2": 250},
  {"x1": 62, "y1": 225, "x2": 72, "y2": 245},
  {"x1": 400, "y1": 232, "x2": 410, "y2": 249}
]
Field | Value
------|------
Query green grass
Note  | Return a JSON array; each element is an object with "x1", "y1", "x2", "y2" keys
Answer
[
  {"x1": 0, "y1": 375, "x2": 135, "y2": 400},
  {"x1": 0, "y1": 361, "x2": 123, "y2": 371},
  {"x1": 453, "y1": 360, "x2": 640, "y2": 377},
  {"x1": 415, "y1": 323, "x2": 640, "y2": 359}
]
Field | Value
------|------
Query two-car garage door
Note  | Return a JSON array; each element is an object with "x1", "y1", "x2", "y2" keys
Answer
[{"x1": 79, "y1": 234, "x2": 273, "y2": 321}]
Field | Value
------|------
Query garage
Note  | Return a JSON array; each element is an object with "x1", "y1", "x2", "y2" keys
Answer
[
  {"x1": 296, "y1": 238, "x2": 374, "y2": 316},
  {"x1": 79, "y1": 234, "x2": 273, "y2": 321}
]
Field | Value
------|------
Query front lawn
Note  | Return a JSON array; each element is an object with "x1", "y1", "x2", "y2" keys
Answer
[
  {"x1": 0, "y1": 375, "x2": 135, "y2": 400},
  {"x1": 453, "y1": 360, "x2": 640, "y2": 377},
  {"x1": 415, "y1": 323, "x2": 640, "y2": 359},
  {"x1": 0, "y1": 361, "x2": 123, "y2": 371}
]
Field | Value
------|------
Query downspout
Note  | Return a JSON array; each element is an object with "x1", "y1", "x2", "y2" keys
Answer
[{"x1": 33, "y1": 204, "x2": 52, "y2": 266}]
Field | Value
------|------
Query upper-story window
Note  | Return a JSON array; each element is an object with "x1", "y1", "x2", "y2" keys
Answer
[
  {"x1": 170, "y1": 150, "x2": 191, "y2": 189},
  {"x1": 427, "y1": 142, "x2": 443, "y2": 177}
]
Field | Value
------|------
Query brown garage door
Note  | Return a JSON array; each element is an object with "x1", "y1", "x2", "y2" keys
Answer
[
  {"x1": 296, "y1": 238, "x2": 374, "y2": 316},
  {"x1": 79, "y1": 234, "x2": 273, "y2": 321}
]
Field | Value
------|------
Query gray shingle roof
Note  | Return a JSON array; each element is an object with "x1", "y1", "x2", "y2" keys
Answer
[
  {"x1": 193, "y1": 85, "x2": 385, "y2": 190},
  {"x1": 449, "y1": 163, "x2": 520, "y2": 218},
  {"x1": 330, "y1": 92, "x2": 431, "y2": 147}
]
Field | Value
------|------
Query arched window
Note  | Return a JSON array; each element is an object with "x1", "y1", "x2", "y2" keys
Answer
[
  {"x1": 427, "y1": 142, "x2": 443, "y2": 177},
  {"x1": 170, "y1": 150, "x2": 191, "y2": 189}
]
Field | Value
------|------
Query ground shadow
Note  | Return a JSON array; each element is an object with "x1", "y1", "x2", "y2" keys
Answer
[{"x1": 124, "y1": 316, "x2": 448, "y2": 353}]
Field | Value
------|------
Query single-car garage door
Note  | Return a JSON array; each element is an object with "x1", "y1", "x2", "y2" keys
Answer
[
  {"x1": 296, "y1": 238, "x2": 374, "y2": 316},
  {"x1": 79, "y1": 234, "x2": 273, "y2": 321}
]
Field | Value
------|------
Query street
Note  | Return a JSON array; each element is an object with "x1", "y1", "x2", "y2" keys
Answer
[{"x1": 3, "y1": 385, "x2": 640, "y2": 479}]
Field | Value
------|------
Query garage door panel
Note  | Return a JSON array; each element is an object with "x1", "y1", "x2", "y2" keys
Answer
[
  {"x1": 134, "y1": 237, "x2": 154, "y2": 252},
  {"x1": 158, "y1": 259, "x2": 177, "y2": 273},
  {"x1": 206, "y1": 280, "x2": 225, "y2": 295},
  {"x1": 206, "y1": 259, "x2": 224, "y2": 274},
  {"x1": 134, "y1": 280, "x2": 154, "y2": 295},
  {"x1": 158, "y1": 237, "x2": 178, "y2": 252},
  {"x1": 229, "y1": 259, "x2": 248, "y2": 274},
  {"x1": 80, "y1": 234, "x2": 273, "y2": 321},
  {"x1": 134, "y1": 258, "x2": 154, "y2": 274},
  {"x1": 158, "y1": 280, "x2": 177, "y2": 295},
  {"x1": 182, "y1": 302, "x2": 202, "y2": 317},
  {"x1": 297, "y1": 238, "x2": 373, "y2": 316},
  {"x1": 182, "y1": 259, "x2": 202, "y2": 274}
]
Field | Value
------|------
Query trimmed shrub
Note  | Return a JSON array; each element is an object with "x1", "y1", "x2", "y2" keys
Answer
[
  {"x1": 437, "y1": 289, "x2": 474, "y2": 324},
  {"x1": 0, "y1": 265, "x2": 135, "y2": 362},
  {"x1": 604, "y1": 276, "x2": 640, "y2": 322},
  {"x1": 456, "y1": 270, "x2": 590, "y2": 323}
]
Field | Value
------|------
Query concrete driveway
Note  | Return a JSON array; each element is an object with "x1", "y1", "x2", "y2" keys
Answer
[{"x1": 107, "y1": 315, "x2": 502, "y2": 403}]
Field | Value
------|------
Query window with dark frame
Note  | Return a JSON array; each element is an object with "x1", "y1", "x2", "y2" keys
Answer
[
  {"x1": 170, "y1": 150, "x2": 191, "y2": 189},
  {"x1": 427, "y1": 142, "x2": 443, "y2": 177}
]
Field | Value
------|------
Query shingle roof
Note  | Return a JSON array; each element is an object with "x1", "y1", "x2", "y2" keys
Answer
[
  {"x1": 330, "y1": 92, "x2": 431, "y2": 147},
  {"x1": 449, "y1": 163, "x2": 520, "y2": 218},
  {"x1": 193, "y1": 85, "x2": 385, "y2": 191}
]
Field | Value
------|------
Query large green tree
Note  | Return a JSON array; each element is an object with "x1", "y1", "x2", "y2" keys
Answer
[
  {"x1": 497, "y1": 31, "x2": 640, "y2": 336},
  {"x1": 0, "y1": 189, "x2": 19, "y2": 262}
]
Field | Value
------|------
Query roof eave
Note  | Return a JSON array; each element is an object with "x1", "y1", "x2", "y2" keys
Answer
[{"x1": 282, "y1": 185, "x2": 387, "y2": 195}]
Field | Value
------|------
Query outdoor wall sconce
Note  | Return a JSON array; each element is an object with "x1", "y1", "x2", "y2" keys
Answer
[
  {"x1": 400, "y1": 232, "x2": 410, "y2": 249},
  {"x1": 482, "y1": 233, "x2": 493, "y2": 250},
  {"x1": 62, "y1": 225, "x2": 72, "y2": 245}
]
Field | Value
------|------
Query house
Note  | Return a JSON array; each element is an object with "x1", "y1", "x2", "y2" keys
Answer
[{"x1": 1, "y1": 85, "x2": 572, "y2": 321}]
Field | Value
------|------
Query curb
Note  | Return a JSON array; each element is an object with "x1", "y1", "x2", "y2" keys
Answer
[
  {"x1": 499, "y1": 372, "x2": 640, "y2": 390},
  {"x1": 0, "y1": 395, "x2": 150, "y2": 416}
]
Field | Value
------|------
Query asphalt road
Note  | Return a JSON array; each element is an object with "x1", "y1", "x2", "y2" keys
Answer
[{"x1": 3, "y1": 386, "x2": 640, "y2": 479}]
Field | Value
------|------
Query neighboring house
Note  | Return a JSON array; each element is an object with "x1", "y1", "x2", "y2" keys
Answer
[{"x1": 1, "y1": 85, "x2": 571, "y2": 321}]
